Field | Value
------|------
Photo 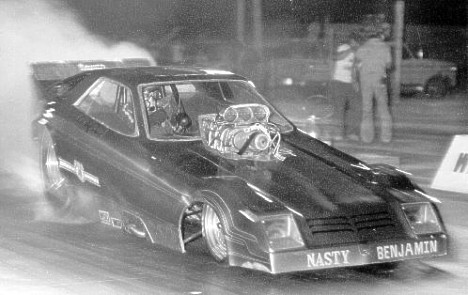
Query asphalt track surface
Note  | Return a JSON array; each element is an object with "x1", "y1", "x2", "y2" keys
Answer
[{"x1": 1, "y1": 129, "x2": 468, "y2": 295}]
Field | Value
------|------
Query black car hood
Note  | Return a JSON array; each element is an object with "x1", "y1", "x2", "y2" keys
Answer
[{"x1": 156, "y1": 132, "x2": 423, "y2": 218}]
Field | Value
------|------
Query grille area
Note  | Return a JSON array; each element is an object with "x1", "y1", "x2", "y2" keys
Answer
[
  {"x1": 305, "y1": 209, "x2": 399, "y2": 246},
  {"x1": 307, "y1": 211, "x2": 395, "y2": 233},
  {"x1": 354, "y1": 211, "x2": 395, "y2": 232}
]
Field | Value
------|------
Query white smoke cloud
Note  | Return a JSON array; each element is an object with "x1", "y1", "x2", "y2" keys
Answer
[{"x1": 0, "y1": 0, "x2": 154, "y2": 191}]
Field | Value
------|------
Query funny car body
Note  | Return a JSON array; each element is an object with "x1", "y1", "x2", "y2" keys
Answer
[{"x1": 31, "y1": 61, "x2": 448, "y2": 274}]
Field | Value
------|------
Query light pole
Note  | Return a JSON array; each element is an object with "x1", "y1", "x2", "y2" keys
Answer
[
  {"x1": 392, "y1": 0, "x2": 404, "y2": 103},
  {"x1": 252, "y1": 0, "x2": 263, "y2": 57},
  {"x1": 236, "y1": 0, "x2": 263, "y2": 55},
  {"x1": 236, "y1": 0, "x2": 246, "y2": 44}
]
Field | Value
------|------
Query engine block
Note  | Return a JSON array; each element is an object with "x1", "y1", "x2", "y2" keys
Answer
[{"x1": 199, "y1": 104, "x2": 281, "y2": 161}]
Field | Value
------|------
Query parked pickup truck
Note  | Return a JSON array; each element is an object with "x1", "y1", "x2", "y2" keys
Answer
[
  {"x1": 263, "y1": 41, "x2": 457, "y2": 98},
  {"x1": 400, "y1": 44, "x2": 457, "y2": 97}
]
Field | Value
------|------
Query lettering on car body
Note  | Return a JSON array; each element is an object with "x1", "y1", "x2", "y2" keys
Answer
[
  {"x1": 78, "y1": 63, "x2": 106, "y2": 71},
  {"x1": 99, "y1": 210, "x2": 111, "y2": 225},
  {"x1": 376, "y1": 240, "x2": 438, "y2": 260},
  {"x1": 58, "y1": 158, "x2": 101, "y2": 187},
  {"x1": 307, "y1": 250, "x2": 350, "y2": 268},
  {"x1": 99, "y1": 210, "x2": 123, "y2": 229}
]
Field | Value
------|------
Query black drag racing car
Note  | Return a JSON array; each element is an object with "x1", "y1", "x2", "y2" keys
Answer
[{"x1": 31, "y1": 61, "x2": 447, "y2": 274}]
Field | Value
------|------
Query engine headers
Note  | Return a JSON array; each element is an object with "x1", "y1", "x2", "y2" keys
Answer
[{"x1": 199, "y1": 104, "x2": 282, "y2": 161}]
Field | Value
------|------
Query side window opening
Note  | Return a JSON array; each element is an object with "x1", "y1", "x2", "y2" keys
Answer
[
  {"x1": 115, "y1": 86, "x2": 135, "y2": 129},
  {"x1": 74, "y1": 78, "x2": 137, "y2": 136}
]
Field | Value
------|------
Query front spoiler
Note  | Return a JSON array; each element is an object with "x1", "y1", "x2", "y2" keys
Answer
[{"x1": 265, "y1": 234, "x2": 448, "y2": 274}]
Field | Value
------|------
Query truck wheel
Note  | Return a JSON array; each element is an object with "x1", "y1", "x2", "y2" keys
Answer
[
  {"x1": 202, "y1": 203, "x2": 228, "y2": 262},
  {"x1": 424, "y1": 76, "x2": 450, "y2": 98}
]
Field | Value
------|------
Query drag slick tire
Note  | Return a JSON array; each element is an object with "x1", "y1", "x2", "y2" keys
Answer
[
  {"x1": 39, "y1": 129, "x2": 73, "y2": 214},
  {"x1": 202, "y1": 203, "x2": 228, "y2": 262}
]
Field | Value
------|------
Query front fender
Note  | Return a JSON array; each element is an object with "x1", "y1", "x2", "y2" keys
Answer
[{"x1": 195, "y1": 179, "x2": 280, "y2": 265}]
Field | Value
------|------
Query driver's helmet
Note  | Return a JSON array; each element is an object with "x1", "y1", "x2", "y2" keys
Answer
[{"x1": 143, "y1": 87, "x2": 162, "y2": 112}]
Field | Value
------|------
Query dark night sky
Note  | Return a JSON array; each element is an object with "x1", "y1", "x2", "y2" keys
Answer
[
  {"x1": 65, "y1": 0, "x2": 466, "y2": 41},
  {"x1": 393, "y1": 0, "x2": 466, "y2": 26},
  {"x1": 268, "y1": 0, "x2": 466, "y2": 25}
]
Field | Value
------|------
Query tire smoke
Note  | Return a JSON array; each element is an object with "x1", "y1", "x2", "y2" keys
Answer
[{"x1": 0, "y1": 0, "x2": 154, "y2": 191}]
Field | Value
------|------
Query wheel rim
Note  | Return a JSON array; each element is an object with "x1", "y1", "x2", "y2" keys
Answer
[
  {"x1": 42, "y1": 133, "x2": 64, "y2": 191},
  {"x1": 202, "y1": 204, "x2": 228, "y2": 261},
  {"x1": 40, "y1": 131, "x2": 72, "y2": 211}
]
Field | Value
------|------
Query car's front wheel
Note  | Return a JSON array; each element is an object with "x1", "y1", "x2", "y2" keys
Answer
[{"x1": 202, "y1": 203, "x2": 228, "y2": 262}]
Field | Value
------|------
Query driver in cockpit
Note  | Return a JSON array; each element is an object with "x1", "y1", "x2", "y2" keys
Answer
[{"x1": 144, "y1": 86, "x2": 176, "y2": 136}]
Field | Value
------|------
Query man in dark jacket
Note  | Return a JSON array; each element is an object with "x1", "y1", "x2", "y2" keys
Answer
[{"x1": 356, "y1": 29, "x2": 392, "y2": 143}]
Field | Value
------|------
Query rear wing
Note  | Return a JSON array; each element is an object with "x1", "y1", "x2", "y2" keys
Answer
[{"x1": 31, "y1": 58, "x2": 153, "y2": 93}]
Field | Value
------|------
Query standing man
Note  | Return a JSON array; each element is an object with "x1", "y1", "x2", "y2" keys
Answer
[
  {"x1": 356, "y1": 28, "x2": 393, "y2": 143},
  {"x1": 329, "y1": 35, "x2": 361, "y2": 141}
]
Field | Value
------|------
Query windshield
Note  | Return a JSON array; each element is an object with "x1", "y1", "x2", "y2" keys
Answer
[{"x1": 139, "y1": 80, "x2": 293, "y2": 140}]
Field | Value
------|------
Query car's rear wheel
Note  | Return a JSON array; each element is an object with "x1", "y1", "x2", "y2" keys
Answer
[
  {"x1": 202, "y1": 203, "x2": 228, "y2": 262},
  {"x1": 39, "y1": 129, "x2": 71, "y2": 211}
]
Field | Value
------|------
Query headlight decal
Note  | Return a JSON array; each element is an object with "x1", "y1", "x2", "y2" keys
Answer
[
  {"x1": 262, "y1": 214, "x2": 305, "y2": 252},
  {"x1": 401, "y1": 202, "x2": 442, "y2": 235}
]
